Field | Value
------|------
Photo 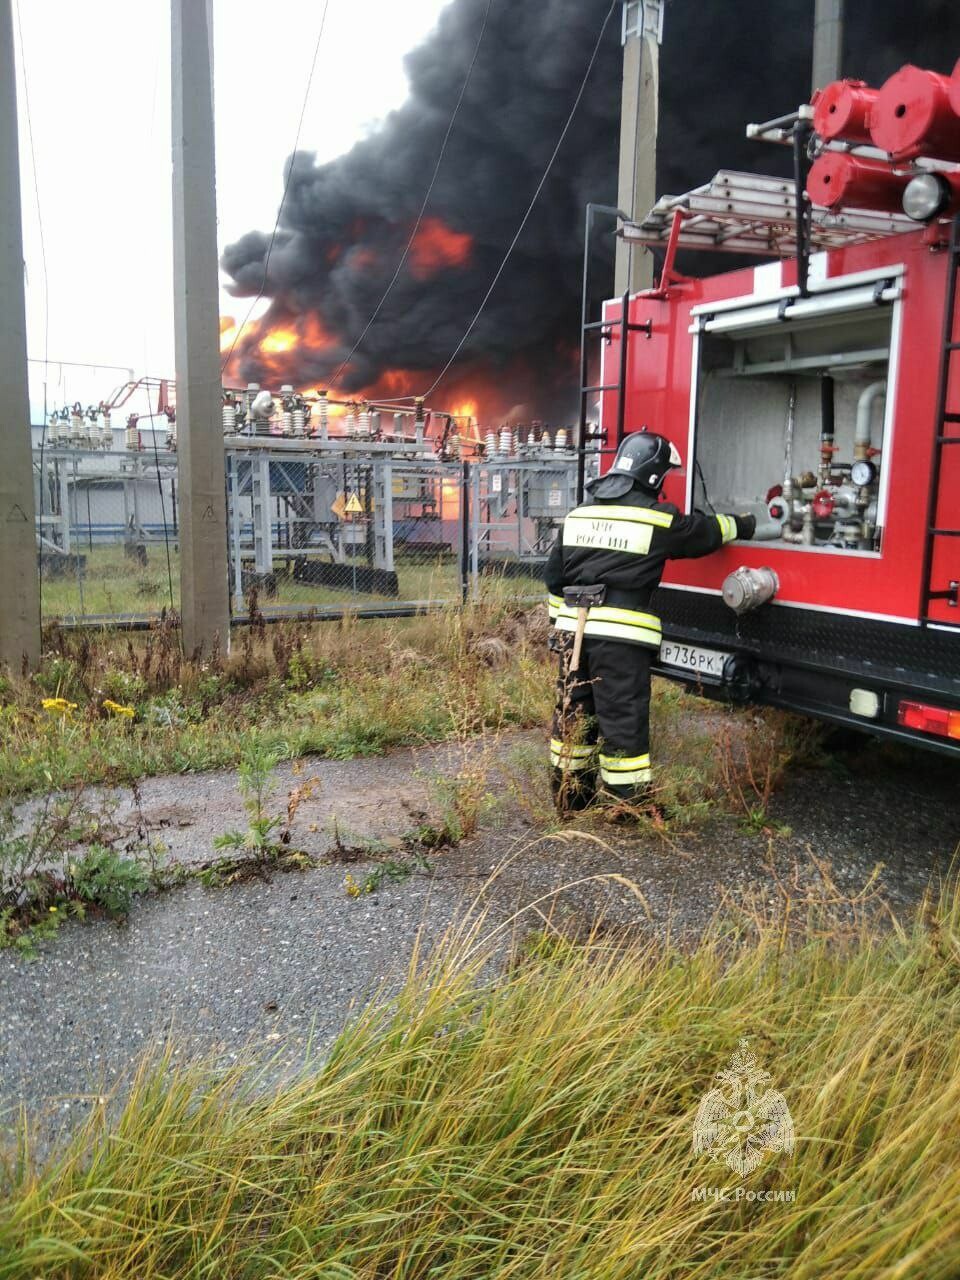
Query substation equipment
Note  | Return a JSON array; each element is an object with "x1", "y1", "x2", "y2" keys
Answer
[
  {"x1": 32, "y1": 378, "x2": 581, "y2": 610},
  {"x1": 218, "y1": 389, "x2": 579, "y2": 608},
  {"x1": 579, "y1": 58, "x2": 960, "y2": 756}
]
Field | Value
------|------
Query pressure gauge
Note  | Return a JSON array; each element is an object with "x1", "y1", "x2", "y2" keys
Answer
[{"x1": 851, "y1": 460, "x2": 876, "y2": 487}]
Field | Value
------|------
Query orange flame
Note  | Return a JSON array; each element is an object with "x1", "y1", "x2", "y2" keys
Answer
[
  {"x1": 259, "y1": 328, "x2": 298, "y2": 355},
  {"x1": 409, "y1": 217, "x2": 472, "y2": 279}
]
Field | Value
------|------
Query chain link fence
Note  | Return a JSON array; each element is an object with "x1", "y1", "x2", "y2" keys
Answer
[
  {"x1": 33, "y1": 442, "x2": 582, "y2": 626},
  {"x1": 35, "y1": 444, "x2": 178, "y2": 625}
]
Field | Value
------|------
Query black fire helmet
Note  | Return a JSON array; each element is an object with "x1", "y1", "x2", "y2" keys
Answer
[{"x1": 586, "y1": 430, "x2": 683, "y2": 499}]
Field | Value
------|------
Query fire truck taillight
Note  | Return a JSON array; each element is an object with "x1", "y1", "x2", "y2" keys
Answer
[{"x1": 897, "y1": 700, "x2": 960, "y2": 740}]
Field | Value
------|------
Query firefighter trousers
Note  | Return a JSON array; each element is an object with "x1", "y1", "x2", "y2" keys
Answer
[{"x1": 550, "y1": 636, "x2": 653, "y2": 804}]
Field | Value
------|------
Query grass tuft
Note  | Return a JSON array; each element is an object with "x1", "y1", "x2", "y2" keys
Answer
[{"x1": 1, "y1": 879, "x2": 959, "y2": 1277}]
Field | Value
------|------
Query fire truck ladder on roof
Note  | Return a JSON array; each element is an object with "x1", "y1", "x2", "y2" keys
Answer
[
  {"x1": 921, "y1": 211, "x2": 960, "y2": 627},
  {"x1": 575, "y1": 204, "x2": 653, "y2": 502},
  {"x1": 620, "y1": 170, "x2": 916, "y2": 262}
]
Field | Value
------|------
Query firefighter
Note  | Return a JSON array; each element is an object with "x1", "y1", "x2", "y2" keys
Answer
[{"x1": 544, "y1": 431, "x2": 755, "y2": 813}]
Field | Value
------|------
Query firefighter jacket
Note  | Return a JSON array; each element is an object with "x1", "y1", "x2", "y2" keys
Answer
[{"x1": 544, "y1": 489, "x2": 739, "y2": 649}]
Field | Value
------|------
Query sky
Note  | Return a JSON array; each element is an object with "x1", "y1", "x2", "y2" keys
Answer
[{"x1": 12, "y1": 0, "x2": 450, "y2": 419}]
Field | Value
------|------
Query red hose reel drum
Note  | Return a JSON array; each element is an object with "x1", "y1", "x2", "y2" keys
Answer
[
  {"x1": 812, "y1": 79, "x2": 878, "y2": 145},
  {"x1": 807, "y1": 152, "x2": 911, "y2": 213},
  {"x1": 950, "y1": 57, "x2": 960, "y2": 118},
  {"x1": 870, "y1": 64, "x2": 960, "y2": 162}
]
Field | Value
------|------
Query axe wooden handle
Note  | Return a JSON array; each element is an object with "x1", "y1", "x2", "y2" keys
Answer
[{"x1": 570, "y1": 605, "x2": 587, "y2": 673}]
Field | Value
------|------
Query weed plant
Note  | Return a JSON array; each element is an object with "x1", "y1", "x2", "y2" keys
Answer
[
  {"x1": 0, "y1": 788, "x2": 155, "y2": 954},
  {"x1": 0, "y1": 606, "x2": 554, "y2": 798}
]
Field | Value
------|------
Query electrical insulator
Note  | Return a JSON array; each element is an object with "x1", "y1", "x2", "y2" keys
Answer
[
  {"x1": 499, "y1": 427, "x2": 512, "y2": 456},
  {"x1": 292, "y1": 405, "x2": 305, "y2": 436},
  {"x1": 167, "y1": 413, "x2": 177, "y2": 450},
  {"x1": 279, "y1": 385, "x2": 294, "y2": 436},
  {"x1": 542, "y1": 430, "x2": 553, "y2": 452},
  {"x1": 125, "y1": 415, "x2": 139, "y2": 450},
  {"x1": 870, "y1": 63, "x2": 960, "y2": 162},
  {"x1": 56, "y1": 410, "x2": 69, "y2": 445},
  {"x1": 812, "y1": 79, "x2": 878, "y2": 145},
  {"x1": 807, "y1": 152, "x2": 910, "y2": 213},
  {"x1": 222, "y1": 397, "x2": 237, "y2": 434},
  {"x1": 413, "y1": 396, "x2": 424, "y2": 444},
  {"x1": 345, "y1": 409, "x2": 358, "y2": 437},
  {"x1": 359, "y1": 405, "x2": 371, "y2": 436},
  {"x1": 555, "y1": 428, "x2": 568, "y2": 452},
  {"x1": 100, "y1": 409, "x2": 112, "y2": 449},
  {"x1": 318, "y1": 390, "x2": 329, "y2": 440},
  {"x1": 70, "y1": 403, "x2": 83, "y2": 446},
  {"x1": 484, "y1": 430, "x2": 496, "y2": 457}
]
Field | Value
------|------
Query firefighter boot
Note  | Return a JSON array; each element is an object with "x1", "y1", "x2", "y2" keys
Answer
[
  {"x1": 599, "y1": 780, "x2": 668, "y2": 825},
  {"x1": 550, "y1": 766, "x2": 597, "y2": 817}
]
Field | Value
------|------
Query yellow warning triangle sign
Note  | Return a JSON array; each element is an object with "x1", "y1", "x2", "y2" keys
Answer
[
  {"x1": 345, "y1": 491, "x2": 363, "y2": 514},
  {"x1": 331, "y1": 493, "x2": 347, "y2": 520}
]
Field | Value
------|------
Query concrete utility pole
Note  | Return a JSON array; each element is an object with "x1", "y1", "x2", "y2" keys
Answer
[
  {"x1": 812, "y1": 0, "x2": 844, "y2": 93},
  {"x1": 0, "y1": 0, "x2": 40, "y2": 672},
  {"x1": 171, "y1": 0, "x2": 229, "y2": 655},
  {"x1": 614, "y1": 0, "x2": 664, "y2": 297}
]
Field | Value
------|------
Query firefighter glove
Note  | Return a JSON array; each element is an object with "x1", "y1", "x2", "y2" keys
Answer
[{"x1": 734, "y1": 513, "x2": 757, "y2": 540}]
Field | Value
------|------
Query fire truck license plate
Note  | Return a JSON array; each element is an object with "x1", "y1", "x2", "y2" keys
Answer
[{"x1": 659, "y1": 641, "x2": 730, "y2": 679}]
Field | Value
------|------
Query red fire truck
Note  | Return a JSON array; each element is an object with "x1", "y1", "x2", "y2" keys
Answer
[{"x1": 581, "y1": 62, "x2": 960, "y2": 756}]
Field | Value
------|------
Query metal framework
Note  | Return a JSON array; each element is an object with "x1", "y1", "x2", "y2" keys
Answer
[{"x1": 622, "y1": 169, "x2": 915, "y2": 259}]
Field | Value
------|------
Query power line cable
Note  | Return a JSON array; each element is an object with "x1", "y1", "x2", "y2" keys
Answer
[
  {"x1": 15, "y1": 0, "x2": 50, "y2": 626},
  {"x1": 220, "y1": 0, "x2": 332, "y2": 377},
  {"x1": 422, "y1": 0, "x2": 618, "y2": 400},
  {"x1": 329, "y1": 0, "x2": 494, "y2": 388}
]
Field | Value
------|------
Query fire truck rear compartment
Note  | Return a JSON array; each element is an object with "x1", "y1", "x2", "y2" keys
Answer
[{"x1": 693, "y1": 305, "x2": 893, "y2": 553}]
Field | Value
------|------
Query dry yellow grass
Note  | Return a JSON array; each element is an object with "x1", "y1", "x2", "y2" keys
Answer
[{"x1": 2, "y1": 875, "x2": 958, "y2": 1278}]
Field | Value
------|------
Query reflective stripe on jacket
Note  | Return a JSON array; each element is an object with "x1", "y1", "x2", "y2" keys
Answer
[
  {"x1": 544, "y1": 492, "x2": 739, "y2": 647},
  {"x1": 553, "y1": 604, "x2": 662, "y2": 648}
]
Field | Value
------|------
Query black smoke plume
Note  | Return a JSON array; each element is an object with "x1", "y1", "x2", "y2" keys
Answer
[{"x1": 221, "y1": 0, "x2": 960, "y2": 420}]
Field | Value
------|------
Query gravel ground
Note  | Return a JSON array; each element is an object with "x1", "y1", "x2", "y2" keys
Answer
[{"x1": 1, "y1": 723, "x2": 957, "y2": 1149}]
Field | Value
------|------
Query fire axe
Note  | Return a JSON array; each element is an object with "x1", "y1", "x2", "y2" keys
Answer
[{"x1": 562, "y1": 583, "x2": 606, "y2": 673}]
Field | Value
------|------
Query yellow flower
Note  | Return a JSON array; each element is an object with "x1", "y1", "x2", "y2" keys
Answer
[
  {"x1": 103, "y1": 699, "x2": 136, "y2": 719},
  {"x1": 344, "y1": 874, "x2": 361, "y2": 898},
  {"x1": 41, "y1": 697, "x2": 77, "y2": 715},
  {"x1": 49, "y1": 906, "x2": 58, "y2": 913}
]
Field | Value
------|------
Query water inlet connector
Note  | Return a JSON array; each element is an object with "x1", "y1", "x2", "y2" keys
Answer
[{"x1": 721, "y1": 566, "x2": 779, "y2": 616}]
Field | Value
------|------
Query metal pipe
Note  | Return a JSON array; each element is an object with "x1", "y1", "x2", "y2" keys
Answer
[
  {"x1": 782, "y1": 382, "x2": 798, "y2": 511},
  {"x1": 792, "y1": 120, "x2": 813, "y2": 297},
  {"x1": 459, "y1": 459, "x2": 471, "y2": 604},
  {"x1": 819, "y1": 373, "x2": 835, "y2": 483},
  {"x1": 616, "y1": 289, "x2": 630, "y2": 448},
  {"x1": 854, "y1": 379, "x2": 886, "y2": 459},
  {"x1": 576, "y1": 202, "x2": 627, "y2": 504}
]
